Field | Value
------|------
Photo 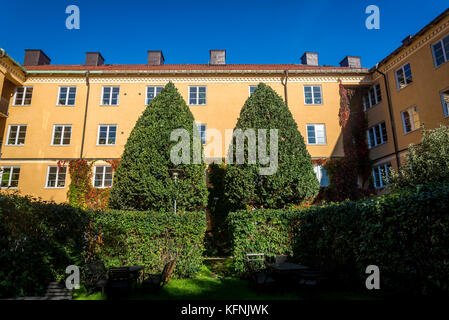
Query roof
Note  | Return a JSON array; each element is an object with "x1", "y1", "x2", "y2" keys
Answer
[
  {"x1": 372, "y1": 7, "x2": 449, "y2": 70},
  {"x1": 24, "y1": 63, "x2": 369, "y2": 74}
]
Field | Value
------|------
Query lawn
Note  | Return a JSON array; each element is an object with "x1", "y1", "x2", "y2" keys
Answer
[{"x1": 73, "y1": 259, "x2": 376, "y2": 300}]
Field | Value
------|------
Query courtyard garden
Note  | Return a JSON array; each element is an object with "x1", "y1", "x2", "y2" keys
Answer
[{"x1": 1, "y1": 83, "x2": 449, "y2": 300}]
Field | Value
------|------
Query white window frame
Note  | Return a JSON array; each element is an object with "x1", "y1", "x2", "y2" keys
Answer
[
  {"x1": 146, "y1": 86, "x2": 163, "y2": 105},
  {"x1": 45, "y1": 165, "x2": 67, "y2": 189},
  {"x1": 401, "y1": 106, "x2": 420, "y2": 134},
  {"x1": 363, "y1": 84, "x2": 382, "y2": 111},
  {"x1": 432, "y1": 34, "x2": 449, "y2": 67},
  {"x1": 188, "y1": 86, "x2": 207, "y2": 105},
  {"x1": 97, "y1": 125, "x2": 117, "y2": 146},
  {"x1": 195, "y1": 122, "x2": 207, "y2": 145},
  {"x1": 367, "y1": 122, "x2": 388, "y2": 149},
  {"x1": 56, "y1": 86, "x2": 77, "y2": 106},
  {"x1": 93, "y1": 165, "x2": 113, "y2": 188},
  {"x1": 6, "y1": 125, "x2": 27, "y2": 146},
  {"x1": 249, "y1": 85, "x2": 257, "y2": 97},
  {"x1": 441, "y1": 88, "x2": 449, "y2": 118},
  {"x1": 395, "y1": 63, "x2": 413, "y2": 90},
  {"x1": 13, "y1": 86, "x2": 33, "y2": 106},
  {"x1": 372, "y1": 163, "x2": 392, "y2": 189},
  {"x1": 303, "y1": 85, "x2": 323, "y2": 105},
  {"x1": 101, "y1": 86, "x2": 120, "y2": 106},
  {"x1": 51, "y1": 125, "x2": 72, "y2": 146},
  {"x1": 1, "y1": 166, "x2": 21, "y2": 189},
  {"x1": 313, "y1": 165, "x2": 329, "y2": 187},
  {"x1": 306, "y1": 124, "x2": 327, "y2": 145}
]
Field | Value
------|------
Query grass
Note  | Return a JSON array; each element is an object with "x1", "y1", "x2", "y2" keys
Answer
[{"x1": 74, "y1": 259, "x2": 376, "y2": 300}]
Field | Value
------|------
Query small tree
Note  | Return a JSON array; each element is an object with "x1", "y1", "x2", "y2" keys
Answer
[
  {"x1": 391, "y1": 125, "x2": 449, "y2": 190},
  {"x1": 224, "y1": 83, "x2": 319, "y2": 210},
  {"x1": 109, "y1": 82, "x2": 208, "y2": 211}
]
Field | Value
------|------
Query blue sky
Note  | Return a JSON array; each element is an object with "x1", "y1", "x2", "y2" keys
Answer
[{"x1": 1, "y1": 0, "x2": 448, "y2": 68}]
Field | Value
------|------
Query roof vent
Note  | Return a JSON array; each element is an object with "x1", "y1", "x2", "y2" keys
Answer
[
  {"x1": 210, "y1": 50, "x2": 226, "y2": 65},
  {"x1": 301, "y1": 52, "x2": 318, "y2": 66},
  {"x1": 23, "y1": 49, "x2": 51, "y2": 66},
  {"x1": 148, "y1": 51, "x2": 164, "y2": 65},
  {"x1": 339, "y1": 56, "x2": 361, "y2": 68},
  {"x1": 85, "y1": 52, "x2": 105, "y2": 66}
]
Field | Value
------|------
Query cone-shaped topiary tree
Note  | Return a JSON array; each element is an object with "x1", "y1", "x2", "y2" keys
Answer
[
  {"x1": 224, "y1": 83, "x2": 319, "y2": 210},
  {"x1": 109, "y1": 82, "x2": 208, "y2": 211}
]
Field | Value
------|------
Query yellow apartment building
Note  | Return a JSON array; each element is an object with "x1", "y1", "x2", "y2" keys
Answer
[{"x1": 1, "y1": 7, "x2": 448, "y2": 203}]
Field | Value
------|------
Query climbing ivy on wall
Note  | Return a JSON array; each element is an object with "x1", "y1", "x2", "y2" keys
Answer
[{"x1": 58, "y1": 159, "x2": 119, "y2": 210}]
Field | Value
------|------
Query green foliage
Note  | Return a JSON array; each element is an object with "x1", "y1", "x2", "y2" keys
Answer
[
  {"x1": 391, "y1": 125, "x2": 449, "y2": 190},
  {"x1": 91, "y1": 209, "x2": 207, "y2": 278},
  {"x1": 0, "y1": 193, "x2": 90, "y2": 298},
  {"x1": 229, "y1": 184, "x2": 449, "y2": 295},
  {"x1": 227, "y1": 209, "x2": 299, "y2": 274},
  {"x1": 224, "y1": 83, "x2": 319, "y2": 210},
  {"x1": 109, "y1": 82, "x2": 208, "y2": 211}
]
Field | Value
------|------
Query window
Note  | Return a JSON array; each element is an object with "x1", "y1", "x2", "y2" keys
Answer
[
  {"x1": 441, "y1": 89, "x2": 449, "y2": 117},
  {"x1": 46, "y1": 166, "x2": 67, "y2": 188},
  {"x1": 196, "y1": 123, "x2": 207, "y2": 145},
  {"x1": 363, "y1": 84, "x2": 382, "y2": 110},
  {"x1": 57, "y1": 87, "x2": 77, "y2": 105},
  {"x1": 306, "y1": 124, "x2": 326, "y2": 145},
  {"x1": 97, "y1": 125, "x2": 117, "y2": 145},
  {"x1": 372, "y1": 163, "x2": 392, "y2": 189},
  {"x1": 395, "y1": 63, "x2": 413, "y2": 89},
  {"x1": 313, "y1": 165, "x2": 329, "y2": 187},
  {"x1": 432, "y1": 34, "x2": 449, "y2": 67},
  {"x1": 13, "y1": 86, "x2": 33, "y2": 106},
  {"x1": 367, "y1": 122, "x2": 388, "y2": 148},
  {"x1": 52, "y1": 125, "x2": 72, "y2": 145},
  {"x1": 6, "y1": 125, "x2": 27, "y2": 145},
  {"x1": 93, "y1": 166, "x2": 113, "y2": 188},
  {"x1": 401, "y1": 106, "x2": 420, "y2": 134},
  {"x1": 101, "y1": 86, "x2": 120, "y2": 105},
  {"x1": 189, "y1": 86, "x2": 206, "y2": 105},
  {"x1": 304, "y1": 86, "x2": 322, "y2": 105},
  {"x1": 249, "y1": 86, "x2": 257, "y2": 96},
  {"x1": 1, "y1": 166, "x2": 20, "y2": 189},
  {"x1": 146, "y1": 86, "x2": 163, "y2": 104}
]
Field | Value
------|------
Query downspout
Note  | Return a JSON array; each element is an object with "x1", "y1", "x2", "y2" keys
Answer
[
  {"x1": 282, "y1": 70, "x2": 289, "y2": 107},
  {"x1": 80, "y1": 71, "x2": 90, "y2": 159},
  {"x1": 374, "y1": 64, "x2": 401, "y2": 169}
]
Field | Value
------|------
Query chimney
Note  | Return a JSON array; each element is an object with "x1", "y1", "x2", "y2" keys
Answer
[
  {"x1": 147, "y1": 51, "x2": 164, "y2": 65},
  {"x1": 340, "y1": 56, "x2": 362, "y2": 68},
  {"x1": 85, "y1": 52, "x2": 105, "y2": 66},
  {"x1": 23, "y1": 49, "x2": 51, "y2": 66},
  {"x1": 301, "y1": 52, "x2": 318, "y2": 66},
  {"x1": 210, "y1": 50, "x2": 226, "y2": 65}
]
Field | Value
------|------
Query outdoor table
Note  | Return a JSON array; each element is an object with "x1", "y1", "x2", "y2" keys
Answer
[
  {"x1": 126, "y1": 265, "x2": 145, "y2": 284},
  {"x1": 266, "y1": 262, "x2": 310, "y2": 274}
]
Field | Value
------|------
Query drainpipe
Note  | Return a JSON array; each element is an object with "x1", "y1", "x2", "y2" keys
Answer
[
  {"x1": 80, "y1": 71, "x2": 90, "y2": 159},
  {"x1": 282, "y1": 70, "x2": 289, "y2": 107},
  {"x1": 374, "y1": 63, "x2": 401, "y2": 169}
]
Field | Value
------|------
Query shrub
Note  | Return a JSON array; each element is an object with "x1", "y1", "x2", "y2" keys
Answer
[
  {"x1": 227, "y1": 209, "x2": 299, "y2": 274},
  {"x1": 391, "y1": 125, "x2": 449, "y2": 190},
  {"x1": 0, "y1": 193, "x2": 90, "y2": 298},
  {"x1": 90, "y1": 209, "x2": 207, "y2": 278},
  {"x1": 229, "y1": 184, "x2": 449, "y2": 295},
  {"x1": 224, "y1": 83, "x2": 319, "y2": 210},
  {"x1": 109, "y1": 82, "x2": 208, "y2": 211}
]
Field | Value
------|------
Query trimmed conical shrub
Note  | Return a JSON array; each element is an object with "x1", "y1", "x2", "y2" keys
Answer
[
  {"x1": 109, "y1": 82, "x2": 208, "y2": 211},
  {"x1": 224, "y1": 83, "x2": 319, "y2": 210}
]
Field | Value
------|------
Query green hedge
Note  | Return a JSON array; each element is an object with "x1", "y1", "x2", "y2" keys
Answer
[
  {"x1": 228, "y1": 209, "x2": 299, "y2": 274},
  {"x1": 228, "y1": 184, "x2": 449, "y2": 295},
  {"x1": 0, "y1": 193, "x2": 90, "y2": 298},
  {"x1": 91, "y1": 210, "x2": 206, "y2": 278}
]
